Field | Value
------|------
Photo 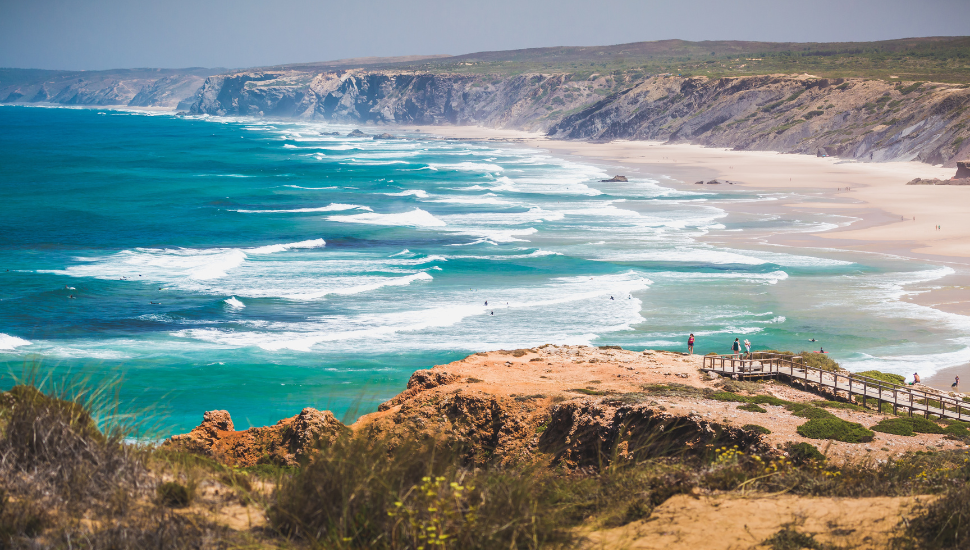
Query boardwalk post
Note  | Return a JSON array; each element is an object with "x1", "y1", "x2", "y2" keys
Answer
[
  {"x1": 892, "y1": 389, "x2": 897, "y2": 415},
  {"x1": 862, "y1": 382, "x2": 867, "y2": 409}
]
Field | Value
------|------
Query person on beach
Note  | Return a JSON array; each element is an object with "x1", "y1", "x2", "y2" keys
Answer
[
  {"x1": 687, "y1": 333, "x2": 695, "y2": 355},
  {"x1": 953, "y1": 376, "x2": 960, "y2": 389},
  {"x1": 744, "y1": 339, "x2": 751, "y2": 357},
  {"x1": 732, "y1": 338, "x2": 741, "y2": 357},
  {"x1": 911, "y1": 372, "x2": 921, "y2": 385}
]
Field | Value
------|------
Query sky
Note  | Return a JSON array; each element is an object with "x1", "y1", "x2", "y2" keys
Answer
[{"x1": 2, "y1": 0, "x2": 969, "y2": 71}]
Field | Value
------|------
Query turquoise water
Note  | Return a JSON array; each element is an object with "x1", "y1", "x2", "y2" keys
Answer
[{"x1": 2, "y1": 106, "x2": 969, "y2": 435}]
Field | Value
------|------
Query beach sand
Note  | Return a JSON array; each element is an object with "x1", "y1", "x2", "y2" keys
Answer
[{"x1": 403, "y1": 124, "x2": 970, "y2": 393}]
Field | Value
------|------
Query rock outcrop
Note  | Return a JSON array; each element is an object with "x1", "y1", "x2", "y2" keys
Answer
[
  {"x1": 600, "y1": 175, "x2": 628, "y2": 182},
  {"x1": 165, "y1": 407, "x2": 348, "y2": 466},
  {"x1": 906, "y1": 160, "x2": 970, "y2": 184}
]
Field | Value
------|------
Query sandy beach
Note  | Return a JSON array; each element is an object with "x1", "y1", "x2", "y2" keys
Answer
[{"x1": 405, "y1": 124, "x2": 970, "y2": 392}]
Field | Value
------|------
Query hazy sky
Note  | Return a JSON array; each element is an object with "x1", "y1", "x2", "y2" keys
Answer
[{"x1": 3, "y1": 0, "x2": 969, "y2": 70}]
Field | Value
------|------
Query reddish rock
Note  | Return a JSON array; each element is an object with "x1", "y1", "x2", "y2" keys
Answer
[{"x1": 165, "y1": 407, "x2": 348, "y2": 467}]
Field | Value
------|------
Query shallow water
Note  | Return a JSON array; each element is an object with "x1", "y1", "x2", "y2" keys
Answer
[{"x1": 1, "y1": 106, "x2": 967, "y2": 435}]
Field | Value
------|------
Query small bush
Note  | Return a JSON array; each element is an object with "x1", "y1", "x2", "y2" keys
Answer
[
  {"x1": 856, "y1": 370, "x2": 906, "y2": 385},
  {"x1": 813, "y1": 400, "x2": 865, "y2": 412},
  {"x1": 710, "y1": 391, "x2": 750, "y2": 403},
  {"x1": 785, "y1": 442, "x2": 826, "y2": 465},
  {"x1": 797, "y1": 418, "x2": 874, "y2": 443},
  {"x1": 738, "y1": 403, "x2": 767, "y2": 413},
  {"x1": 742, "y1": 424, "x2": 771, "y2": 434},
  {"x1": 792, "y1": 407, "x2": 837, "y2": 420},
  {"x1": 156, "y1": 482, "x2": 192, "y2": 508},
  {"x1": 872, "y1": 418, "x2": 915, "y2": 436},
  {"x1": 872, "y1": 417, "x2": 946, "y2": 437},
  {"x1": 762, "y1": 523, "x2": 827, "y2": 550},
  {"x1": 568, "y1": 388, "x2": 607, "y2": 396}
]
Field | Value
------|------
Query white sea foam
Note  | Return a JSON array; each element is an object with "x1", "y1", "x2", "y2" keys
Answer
[
  {"x1": 225, "y1": 296, "x2": 245, "y2": 309},
  {"x1": 44, "y1": 239, "x2": 326, "y2": 282},
  {"x1": 328, "y1": 208, "x2": 446, "y2": 227},
  {"x1": 0, "y1": 333, "x2": 31, "y2": 350},
  {"x1": 383, "y1": 190, "x2": 430, "y2": 198},
  {"x1": 248, "y1": 239, "x2": 326, "y2": 254},
  {"x1": 283, "y1": 272, "x2": 434, "y2": 300},
  {"x1": 234, "y1": 204, "x2": 370, "y2": 213},
  {"x1": 426, "y1": 162, "x2": 504, "y2": 172}
]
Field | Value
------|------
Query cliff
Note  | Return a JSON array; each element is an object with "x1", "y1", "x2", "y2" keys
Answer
[
  {"x1": 167, "y1": 346, "x2": 963, "y2": 468},
  {"x1": 188, "y1": 69, "x2": 970, "y2": 166},
  {"x1": 0, "y1": 67, "x2": 216, "y2": 109}
]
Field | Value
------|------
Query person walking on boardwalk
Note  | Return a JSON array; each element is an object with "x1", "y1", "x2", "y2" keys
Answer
[
  {"x1": 732, "y1": 338, "x2": 741, "y2": 357},
  {"x1": 744, "y1": 339, "x2": 751, "y2": 358},
  {"x1": 687, "y1": 333, "x2": 695, "y2": 355}
]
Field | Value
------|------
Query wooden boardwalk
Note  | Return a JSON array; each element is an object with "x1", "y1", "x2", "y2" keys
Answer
[{"x1": 701, "y1": 354, "x2": 970, "y2": 422}]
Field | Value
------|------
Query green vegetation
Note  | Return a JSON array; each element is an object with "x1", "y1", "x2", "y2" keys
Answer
[
  {"x1": 569, "y1": 388, "x2": 608, "y2": 396},
  {"x1": 797, "y1": 418, "x2": 874, "y2": 443},
  {"x1": 362, "y1": 37, "x2": 970, "y2": 83},
  {"x1": 899, "y1": 484, "x2": 970, "y2": 549},
  {"x1": 738, "y1": 403, "x2": 767, "y2": 413},
  {"x1": 856, "y1": 370, "x2": 907, "y2": 385},
  {"x1": 785, "y1": 442, "x2": 826, "y2": 465},
  {"x1": 812, "y1": 400, "x2": 865, "y2": 412},
  {"x1": 742, "y1": 424, "x2": 771, "y2": 434},
  {"x1": 156, "y1": 481, "x2": 193, "y2": 508},
  {"x1": 792, "y1": 407, "x2": 837, "y2": 420},
  {"x1": 871, "y1": 417, "x2": 943, "y2": 436},
  {"x1": 761, "y1": 524, "x2": 829, "y2": 550},
  {"x1": 6, "y1": 379, "x2": 970, "y2": 548}
]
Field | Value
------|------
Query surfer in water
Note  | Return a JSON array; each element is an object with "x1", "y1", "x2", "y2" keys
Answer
[{"x1": 610, "y1": 296, "x2": 614, "y2": 300}]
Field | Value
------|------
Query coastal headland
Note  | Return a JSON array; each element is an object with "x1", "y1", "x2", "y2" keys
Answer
[{"x1": 160, "y1": 346, "x2": 970, "y2": 548}]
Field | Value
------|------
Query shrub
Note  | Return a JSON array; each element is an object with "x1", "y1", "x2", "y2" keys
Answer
[
  {"x1": 812, "y1": 400, "x2": 865, "y2": 412},
  {"x1": 761, "y1": 524, "x2": 827, "y2": 550},
  {"x1": 873, "y1": 417, "x2": 947, "y2": 437},
  {"x1": 156, "y1": 482, "x2": 192, "y2": 508},
  {"x1": 750, "y1": 395, "x2": 791, "y2": 407},
  {"x1": 569, "y1": 388, "x2": 607, "y2": 396},
  {"x1": 897, "y1": 484, "x2": 970, "y2": 549},
  {"x1": 871, "y1": 418, "x2": 915, "y2": 436},
  {"x1": 792, "y1": 407, "x2": 837, "y2": 420},
  {"x1": 742, "y1": 424, "x2": 771, "y2": 434},
  {"x1": 797, "y1": 418, "x2": 874, "y2": 443},
  {"x1": 270, "y1": 431, "x2": 571, "y2": 549},
  {"x1": 785, "y1": 442, "x2": 826, "y2": 465},
  {"x1": 710, "y1": 391, "x2": 750, "y2": 403},
  {"x1": 738, "y1": 403, "x2": 767, "y2": 413},
  {"x1": 856, "y1": 370, "x2": 906, "y2": 385}
]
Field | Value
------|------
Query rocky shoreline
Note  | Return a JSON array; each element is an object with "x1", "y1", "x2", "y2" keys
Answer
[{"x1": 166, "y1": 346, "x2": 968, "y2": 468}]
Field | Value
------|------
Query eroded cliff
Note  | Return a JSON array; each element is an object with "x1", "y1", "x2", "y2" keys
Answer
[{"x1": 188, "y1": 69, "x2": 970, "y2": 166}]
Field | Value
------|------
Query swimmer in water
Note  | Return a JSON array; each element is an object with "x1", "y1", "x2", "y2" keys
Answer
[
  {"x1": 810, "y1": 338, "x2": 816, "y2": 342},
  {"x1": 610, "y1": 296, "x2": 614, "y2": 300},
  {"x1": 485, "y1": 301, "x2": 488, "y2": 306},
  {"x1": 490, "y1": 311, "x2": 494, "y2": 315}
]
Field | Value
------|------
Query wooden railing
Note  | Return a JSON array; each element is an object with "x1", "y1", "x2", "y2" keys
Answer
[{"x1": 701, "y1": 353, "x2": 970, "y2": 421}]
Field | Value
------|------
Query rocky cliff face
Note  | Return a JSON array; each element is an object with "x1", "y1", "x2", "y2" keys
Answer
[
  {"x1": 189, "y1": 69, "x2": 970, "y2": 166},
  {"x1": 0, "y1": 68, "x2": 215, "y2": 109}
]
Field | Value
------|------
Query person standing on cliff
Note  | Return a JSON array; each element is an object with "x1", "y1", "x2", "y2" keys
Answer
[
  {"x1": 744, "y1": 339, "x2": 751, "y2": 358},
  {"x1": 732, "y1": 338, "x2": 741, "y2": 357},
  {"x1": 687, "y1": 333, "x2": 695, "y2": 355}
]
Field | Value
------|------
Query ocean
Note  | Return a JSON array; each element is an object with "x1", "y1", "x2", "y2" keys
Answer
[{"x1": 2, "y1": 105, "x2": 968, "y2": 435}]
